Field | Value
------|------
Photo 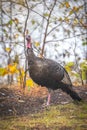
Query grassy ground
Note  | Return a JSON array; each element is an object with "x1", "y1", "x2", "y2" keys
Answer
[
  {"x1": 0, "y1": 102, "x2": 87, "y2": 130},
  {"x1": 0, "y1": 85, "x2": 87, "y2": 130}
]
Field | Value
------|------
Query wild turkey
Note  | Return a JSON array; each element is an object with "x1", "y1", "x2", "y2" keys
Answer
[{"x1": 26, "y1": 35, "x2": 82, "y2": 105}]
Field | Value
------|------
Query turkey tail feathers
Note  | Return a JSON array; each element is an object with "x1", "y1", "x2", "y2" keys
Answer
[{"x1": 61, "y1": 83, "x2": 82, "y2": 101}]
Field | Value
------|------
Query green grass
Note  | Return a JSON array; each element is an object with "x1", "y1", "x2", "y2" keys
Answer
[{"x1": 0, "y1": 102, "x2": 87, "y2": 130}]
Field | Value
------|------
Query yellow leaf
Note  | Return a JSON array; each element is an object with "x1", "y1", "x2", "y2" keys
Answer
[
  {"x1": 82, "y1": 71, "x2": 87, "y2": 80},
  {"x1": 59, "y1": 3, "x2": 64, "y2": 8},
  {"x1": 14, "y1": 18, "x2": 19, "y2": 24},
  {"x1": 34, "y1": 41, "x2": 40, "y2": 47},
  {"x1": 69, "y1": 10, "x2": 74, "y2": 16},
  {"x1": 69, "y1": 6, "x2": 83, "y2": 16},
  {"x1": 59, "y1": 2, "x2": 70, "y2": 8},
  {"x1": 3, "y1": 68, "x2": 8, "y2": 76},
  {"x1": 7, "y1": 63, "x2": 18, "y2": 74},
  {"x1": 58, "y1": 17, "x2": 63, "y2": 21},
  {"x1": 65, "y1": 62, "x2": 74, "y2": 67},
  {"x1": 0, "y1": 68, "x2": 5, "y2": 76},
  {"x1": 65, "y1": 66, "x2": 71, "y2": 72},
  {"x1": 14, "y1": 34, "x2": 19, "y2": 39},
  {"x1": 73, "y1": 6, "x2": 81, "y2": 12},
  {"x1": 26, "y1": 79, "x2": 34, "y2": 87},
  {"x1": 0, "y1": 68, "x2": 8, "y2": 76},
  {"x1": 64, "y1": 17, "x2": 69, "y2": 23},
  {"x1": 14, "y1": 55, "x2": 19, "y2": 64},
  {"x1": 65, "y1": 2, "x2": 70, "y2": 8},
  {"x1": 31, "y1": 20, "x2": 35, "y2": 25},
  {"x1": 5, "y1": 47, "x2": 11, "y2": 52},
  {"x1": 43, "y1": 13, "x2": 49, "y2": 17},
  {"x1": 73, "y1": 19, "x2": 78, "y2": 25},
  {"x1": 73, "y1": 6, "x2": 78, "y2": 11}
]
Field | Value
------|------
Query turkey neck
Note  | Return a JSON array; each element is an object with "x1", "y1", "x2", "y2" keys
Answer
[{"x1": 27, "y1": 48, "x2": 36, "y2": 65}]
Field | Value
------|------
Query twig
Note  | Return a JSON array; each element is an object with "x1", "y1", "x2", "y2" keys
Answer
[{"x1": 8, "y1": 1, "x2": 47, "y2": 21}]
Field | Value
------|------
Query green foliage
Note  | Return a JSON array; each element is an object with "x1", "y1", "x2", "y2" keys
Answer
[
  {"x1": 82, "y1": 42, "x2": 87, "y2": 46},
  {"x1": 14, "y1": 55, "x2": 19, "y2": 64},
  {"x1": 80, "y1": 61, "x2": 87, "y2": 80},
  {"x1": 31, "y1": 19, "x2": 36, "y2": 25},
  {"x1": 58, "y1": 17, "x2": 63, "y2": 21},
  {"x1": 80, "y1": 61, "x2": 87, "y2": 71},
  {"x1": 65, "y1": 62, "x2": 74, "y2": 72},
  {"x1": 8, "y1": 20, "x2": 13, "y2": 25},
  {"x1": 65, "y1": 61, "x2": 87, "y2": 81},
  {"x1": 43, "y1": 13, "x2": 49, "y2": 17},
  {"x1": 65, "y1": 62, "x2": 75, "y2": 67},
  {"x1": 82, "y1": 71, "x2": 87, "y2": 80},
  {"x1": 0, "y1": 68, "x2": 6, "y2": 76}
]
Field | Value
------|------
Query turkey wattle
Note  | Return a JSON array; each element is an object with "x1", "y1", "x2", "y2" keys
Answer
[{"x1": 26, "y1": 35, "x2": 82, "y2": 105}]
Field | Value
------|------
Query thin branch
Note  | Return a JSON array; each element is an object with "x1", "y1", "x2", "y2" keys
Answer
[
  {"x1": 41, "y1": 0, "x2": 57, "y2": 56},
  {"x1": 30, "y1": 9, "x2": 47, "y2": 21},
  {"x1": 39, "y1": 1, "x2": 46, "y2": 43},
  {"x1": 45, "y1": 33, "x2": 86, "y2": 43},
  {"x1": 84, "y1": 0, "x2": 87, "y2": 84},
  {"x1": 23, "y1": 1, "x2": 29, "y2": 50},
  {"x1": 47, "y1": 21, "x2": 63, "y2": 36}
]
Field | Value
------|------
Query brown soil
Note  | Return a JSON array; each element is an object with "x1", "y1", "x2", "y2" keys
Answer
[{"x1": 0, "y1": 84, "x2": 87, "y2": 117}]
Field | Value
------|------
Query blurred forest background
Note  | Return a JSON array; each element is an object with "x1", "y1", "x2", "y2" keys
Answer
[{"x1": 0, "y1": 0, "x2": 87, "y2": 88}]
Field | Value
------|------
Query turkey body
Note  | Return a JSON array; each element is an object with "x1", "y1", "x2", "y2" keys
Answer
[
  {"x1": 27, "y1": 48, "x2": 82, "y2": 102},
  {"x1": 29, "y1": 57, "x2": 66, "y2": 90}
]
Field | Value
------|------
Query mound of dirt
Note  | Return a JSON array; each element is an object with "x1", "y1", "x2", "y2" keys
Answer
[{"x1": 0, "y1": 85, "x2": 87, "y2": 117}]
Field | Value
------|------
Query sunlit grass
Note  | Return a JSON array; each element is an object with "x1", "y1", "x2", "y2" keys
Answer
[{"x1": 0, "y1": 102, "x2": 87, "y2": 130}]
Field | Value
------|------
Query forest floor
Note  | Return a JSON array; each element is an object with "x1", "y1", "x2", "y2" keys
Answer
[{"x1": 0, "y1": 84, "x2": 87, "y2": 130}]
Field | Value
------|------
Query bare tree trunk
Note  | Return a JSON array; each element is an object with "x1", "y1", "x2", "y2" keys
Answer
[
  {"x1": 84, "y1": 0, "x2": 87, "y2": 84},
  {"x1": 23, "y1": 0, "x2": 30, "y2": 89}
]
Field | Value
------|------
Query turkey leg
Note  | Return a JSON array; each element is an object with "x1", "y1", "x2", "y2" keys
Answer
[{"x1": 47, "y1": 93, "x2": 51, "y2": 106}]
